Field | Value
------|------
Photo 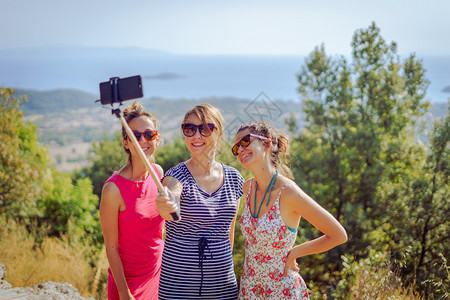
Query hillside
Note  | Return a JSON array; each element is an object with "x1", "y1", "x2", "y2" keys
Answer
[
  {"x1": 15, "y1": 88, "x2": 97, "y2": 115},
  {"x1": 17, "y1": 88, "x2": 306, "y2": 171},
  {"x1": 16, "y1": 88, "x2": 448, "y2": 172},
  {"x1": 19, "y1": 89, "x2": 304, "y2": 141}
]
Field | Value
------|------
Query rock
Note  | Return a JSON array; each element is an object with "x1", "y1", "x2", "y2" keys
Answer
[
  {"x1": 10, "y1": 281, "x2": 94, "y2": 300},
  {"x1": 0, "y1": 263, "x2": 12, "y2": 290},
  {"x1": 0, "y1": 263, "x2": 94, "y2": 300},
  {"x1": 0, "y1": 289, "x2": 28, "y2": 299},
  {"x1": 0, "y1": 280, "x2": 12, "y2": 290},
  {"x1": 0, "y1": 263, "x2": 6, "y2": 280}
]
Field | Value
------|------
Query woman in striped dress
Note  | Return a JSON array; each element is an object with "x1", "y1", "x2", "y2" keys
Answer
[{"x1": 156, "y1": 104, "x2": 244, "y2": 299}]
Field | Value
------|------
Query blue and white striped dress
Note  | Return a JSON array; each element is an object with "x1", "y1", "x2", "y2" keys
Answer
[{"x1": 159, "y1": 162, "x2": 244, "y2": 299}]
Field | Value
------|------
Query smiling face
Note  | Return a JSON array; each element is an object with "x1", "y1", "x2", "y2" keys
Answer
[
  {"x1": 123, "y1": 116, "x2": 160, "y2": 162},
  {"x1": 233, "y1": 129, "x2": 268, "y2": 167},
  {"x1": 183, "y1": 113, "x2": 219, "y2": 155}
]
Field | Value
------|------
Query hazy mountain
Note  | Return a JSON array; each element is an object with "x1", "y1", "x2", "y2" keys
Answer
[
  {"x1": 16, "y1": 87, "x2": 448, "y2": 143},
  {"x1": 15, "y1": 88, "x2": 98, "y2": 115},
  {"x1": 0, "y1": 45, "x2": 170, "y2": 58},
  {"x1": 13, "y1": 88, "x2": 447, "y2": 172}
]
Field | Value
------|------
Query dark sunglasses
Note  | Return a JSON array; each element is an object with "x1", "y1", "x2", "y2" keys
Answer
[
  {"x1": 181, "y1": 123, "x2": 215, "y2": 137},
  {"x1": 231, "y1": 134, "x2": 269, "y2": 156},
  {"x1": 129, "y1": 130, "x2": 158, "y2": 142}
]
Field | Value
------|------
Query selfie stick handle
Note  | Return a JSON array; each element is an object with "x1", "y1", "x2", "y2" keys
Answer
[{"x1": 114, "y1": 110, "x2": 180, "y2": 221}]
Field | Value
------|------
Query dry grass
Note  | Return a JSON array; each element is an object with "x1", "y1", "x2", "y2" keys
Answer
[
  {"x1": 1, "y1": 216, "x2": 427, "y2": 300},
  {"x1": 0, "y1": 218, "x2": 108, "y2": 299},
  {"x1": 348, "y1": 260, "x2": 423, "y2": 300}
]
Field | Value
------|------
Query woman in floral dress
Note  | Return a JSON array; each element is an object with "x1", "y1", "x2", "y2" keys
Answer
[{"x1": 232, "y1": 122, "x2": 348, "y2": 299}]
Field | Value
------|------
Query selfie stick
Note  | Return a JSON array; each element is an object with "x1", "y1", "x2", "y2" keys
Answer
[{"x1": 107, "y1": 78, "x2": 180, "y2": 221}]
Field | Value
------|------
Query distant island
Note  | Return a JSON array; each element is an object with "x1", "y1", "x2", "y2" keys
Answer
[{"x1": 142, "y1": 72, "x2": 186, "y2": 80}]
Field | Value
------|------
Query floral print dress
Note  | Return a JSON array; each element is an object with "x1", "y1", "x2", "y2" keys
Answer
[{"x1": 239, "y1": 179, "x2": 309, "y2": 299}]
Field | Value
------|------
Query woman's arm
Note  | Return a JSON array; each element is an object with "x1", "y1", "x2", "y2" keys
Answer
[
  {"x1": 230, "y1": 178, "x2": 249, "y2": 251},
  {"x1": 155, "y1": 175, "x2": 182, "y2": 221},
  {"x1": 229, "y1": 196, "x2": 241, "y2": 250},
  {"x1": 99, "y1": 182, "x2": 135, "y2": 300},
  {"x1": 282, "y1": 184, "x2": 347, "y2": 275}
]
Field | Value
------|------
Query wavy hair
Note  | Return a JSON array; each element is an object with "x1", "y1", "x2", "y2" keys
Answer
[{"x1": 236, "y1": 121, "x2": 294, "y2": 179}]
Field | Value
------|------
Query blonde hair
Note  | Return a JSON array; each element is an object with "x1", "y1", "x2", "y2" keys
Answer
[
  {"x1": 122, "y1": 101, "x2": 159, "y2": 163},
  {"x1": 236, "y1": 121, "x2": 294, "y2": 179},
  {"x1": 182, "y1": 104, "x2": 224, "y2": 141}
]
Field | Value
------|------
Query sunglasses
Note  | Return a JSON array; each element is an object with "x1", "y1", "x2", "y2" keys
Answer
[
  {"x1": 231, "y1": 134, "x2": 269, "y2": 156},
  {"x1": 181, "y1": 123, "x2": 215, "y2": 137},
  {"x1": 129, "y1": 130, "x2": 158, "y2": 142}
]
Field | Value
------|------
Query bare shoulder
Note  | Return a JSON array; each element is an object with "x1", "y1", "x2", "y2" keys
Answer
[
  {"x1": 100, "y1": 181, "x2": 122, "y2": 208},
  {"x1": 102, "y1": 181, "x2": 120, "y2": 196},
  {"x1": 280, "y1": 179, "x2": 314, "y2": 207},
  {"x1": 154, "y1": 164, "x2": 164, "y2": 178},
  {"x1": 242, "y1": 178, "x2": 253, "y2": 195}
]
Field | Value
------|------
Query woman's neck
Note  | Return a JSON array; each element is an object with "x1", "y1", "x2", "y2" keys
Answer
[
  {"x1": 188, "y1": 150, "x2": 219, "y2": 174},
  {"x1": 122, "y1": 162, "x2": 149, "y2": 181},
  {"x1": 252, "y1": 164, "x2": 278, "y2": 191},
  {"x1": 186, "y1": 156, "x2": 219, "y2": 176}
]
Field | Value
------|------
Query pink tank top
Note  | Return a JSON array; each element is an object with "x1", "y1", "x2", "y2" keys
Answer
[{"x1": 106, "y1": 166, "x2": 164, "y2": 300}]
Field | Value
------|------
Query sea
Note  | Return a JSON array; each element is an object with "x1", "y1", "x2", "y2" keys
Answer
[{"x1": 0, "y1": 46, "x2": 449, "y2": 103}]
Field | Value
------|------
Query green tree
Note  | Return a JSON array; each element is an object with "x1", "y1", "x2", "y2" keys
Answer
[
  {"x1": 74, "y1": 132, "x2": 124, "y2": 198},
  {"x1": 38, "y1": 169, "x2": 101, "y2": 242},
  {"x1": 155, "y1": 135, "x2": 191, "y2": 172},
  {"x1": 1, "y1": 88, "x2": 101, "y2": 245},
  {"x1": 291, "y1": 22, "x2": 443, "y2": 297},
  {"x1": 0, "y1": 88, "x2": 48, "y2": 218},
  {"x1": 386, "y1": 104, "x2": 449, "y2": 295}
]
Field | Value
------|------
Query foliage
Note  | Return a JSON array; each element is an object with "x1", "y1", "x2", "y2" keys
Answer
[
  {"x1": 333, "y1": 250, "x2": 422, "y2": 299},
  {"x1": 0, "y1": 87, "x2": 100, "y2": 244},
  {"x1": 394, "y1": 104, "x2": 449, "y2": 296},
  {"x1": 38, "y1": 169, "x2": 101, "y2": 243},
  {"x1": 155, "y1": 135, "x2": 191, "y2": 171},
  {"x1": 0, "y1": 88, "x2": 48, "y2": 218},
  {"x1": 291, "y1": 22, "x2": 447, "y2": 298},
  {"x1": 74, "y1": 132, "x2": 124, "y2": 198},
  {"x1": 423, "y1": 253, "x2": 450, "y2": 299}
]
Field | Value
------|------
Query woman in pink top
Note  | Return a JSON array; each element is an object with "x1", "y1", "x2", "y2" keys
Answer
[{"x1": 100, "y1": 101, "x2": 174, "y2": 300}]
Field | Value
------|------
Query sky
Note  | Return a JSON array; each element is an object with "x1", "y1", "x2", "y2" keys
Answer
[{"x1": 1, "y1": 0, "x2": 450, "y2": 56}]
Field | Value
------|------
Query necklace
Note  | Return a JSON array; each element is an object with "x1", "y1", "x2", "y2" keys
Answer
[{"x1": 253, "y1": 171, "x2": 279, "y2": 219}]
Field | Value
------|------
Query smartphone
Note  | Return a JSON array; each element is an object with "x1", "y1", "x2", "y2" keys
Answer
[{"x1": 99, "y1": 75, "x2": 143, "y2": 105}]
